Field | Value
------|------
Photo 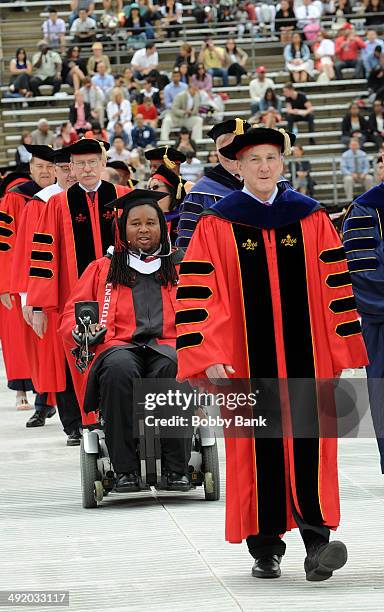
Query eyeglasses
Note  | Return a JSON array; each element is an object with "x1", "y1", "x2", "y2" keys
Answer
[
  {"x1": 72, "y1": 159, "x2": 100, "y2": 169},
  {"x1": 56, "y1": 164, "x2": 71, "y2": 173}
]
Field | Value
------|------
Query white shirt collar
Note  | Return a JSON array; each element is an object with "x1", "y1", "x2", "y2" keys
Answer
[
  {"x1": 106, "y1": 245, "x2": 161, "y2": 274},
  {"x1": 35, "y1": 183, "x2": 63, "y2": 202},
  {"x1": 79, "y1": 180, "x2": 102, "y2": 192},
  {"x1": 242, "y1": 185, "x2": 278, "y2": 205}
]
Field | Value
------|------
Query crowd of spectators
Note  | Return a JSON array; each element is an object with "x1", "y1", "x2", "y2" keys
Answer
[{"x1": 4, "y1": 0, "x2": 384, "y2": 197}]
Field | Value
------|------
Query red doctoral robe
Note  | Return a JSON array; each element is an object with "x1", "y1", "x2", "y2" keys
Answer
[
  {"x1": 175, "y1": 189, "x2": 368, "y2": 544},
  {"x1": 26, "y1": 181, "x2": 129, "y2": 422},
  {"x1": 0, "y1": 180, "x2": 41, "y2": 382}
]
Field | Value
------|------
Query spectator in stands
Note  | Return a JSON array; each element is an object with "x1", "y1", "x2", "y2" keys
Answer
[
  {"x1": 255, "y1": 1, "x2": 276, "y2": 34},
  {"x1": 109, "y1": 135, "x2": 132, "y2": 162},
  {"x1": 163, "y1": 67, "x2": 187, "y2": 109},
  {"x1": 68, "y1": 0, "x2": 96, "y2": 27},
  {"x1": 204, "y1": 149, "x2": 219, "y2": 173},
  {"x1": 138, "y1": 78, "x2": 160, "y2": 106},
  {"x1": 136, "y1": 95, "x2": 159, "y2": 128},
  {"x1": 290, "y1": 144, "x2": 315, "y2": 197},
  {"x1": 364, "y1": 0, "x2": 384, "y2": 32},
  {"x1": 136, "y1": 0, "x2": 158, "y2": 39},
  {"x1": 275, "y1": 0, "x2": 297, "y2": 44},
  {"x1": 375, "y1": 151, "x2": 384, "y2": 181},
  {"x1": 249, "y1": 66, "x2": 275, "y2": 115},
  {"x1": 123, "y1": 67, "x2": 140, "y2": 101},
  {"x1": 160, "y1": 82, "x2": 203, "y2": 141},
  {"x1": 313, "y1": 30, "x2": 335, "y2": 82},
  {"x1": 9, "y1": 48, "x2": 32, "y2": 97},
  {"x1": 362, "y1": 29, "x2": 384, "y2": 76},
  {"x1": 180, "y1": 151, "x2": 203, "y2": 182},
  {"x1": 368, "y1": 99, "x2": 384, "y2": 149},
  {"x1": 131, "y1": 42, "x2": 159, "y2": 80},
  {"x1": 91, "y1": 61, "x2": 114, "y2": 96},
  {"x1": 191, "y1": 62, "x2": 213, "y2": 93},
  {"x1": 160, "y1": 0, "x2": 183, "y2": 38},
  {"x1": 284, "y1": 32, "x2": 314, "y2": 83},
  {"x1": 334, "y1": 22, "x2": 365, "y2": 79},
  {"x1": 58, "y1": 121, "x2": 78, "y2": 146},
  {"x1": 86, "y1": 42, "x2": 111, "y2": 75},
  {"x1": 175, "y1": 126, "x2": 197, "y2": 155},
  {"x1": 31, "y1": 118, "x2": 55, "y2": 146},
  {"x1": 80, "y1": 76, "x2": 105, "y2": 126},
  {"x1": 131, "y1": 113, "x2": 157, "y2": 149},
  {"x1": 69, "y1": 90, "x2": 93, "y2": 133},
  {"x1": 70, "y1": 7, "x2": 97, "y2": 43},
  {"x1": 235, "y1": 1, "x2": 257, "y2": 40},
  {"x1": 30, "y1": 41, "x2": 62, "y2": 97},
  {"x1": 123, "y1": 4, "x2": 148, "y2": 50},
  {"x1": 110, "y1": 121, "x2": 129, "y2": 146},
  {"x1": 106, "y1": 87, "x2": 132, "y2": 138},
  {"x1": 174, "y1": 42, "x2": 196, "y2": 75},
  {"x1": 198, "y1": 37, "x2": 229, "y2": 87},
  {"x1": 84, "y1": 120, "x2": 109, "y2": 141},
  {"x1": 178, "y1": 62, "x2": 190, "y2": 84},
  {"x1": 341, "y1": 102, "x2": 370, "y2": 148},
  {"x1": 340, "y1": 137, "x2": 373, "y2": 201},
  {"x1": 368, "y1": 52, "x2": 384, "y2": 100},
  {"x1": 43, "y1": 7, "x2": 66, "y2": 52},
  {"x1": 295, "y1": 0, "x2": 321, "y2": 30},
  {"x1": 15, "y1": 131, "x2": 32, "y2": 171},
  {"x1": 283, "y1": 82, "x2": 316, "y2": 144},
  {"x1": 61, "y1": 46, "x2": 86, "y2": 91},
  {"x1": 224, "y1": 39, "x2": 248, "y2": 85},
  {"x1": 258, "y1": 87, "x2": 283, "y2": 128},
  {"x1": 333, "y1": 0, "x2": 351, "y2": 17}
]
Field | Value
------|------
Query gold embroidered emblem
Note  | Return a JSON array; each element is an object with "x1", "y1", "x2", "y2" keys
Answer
[
  {"x1": 242, "y1": 239, "x2": 258, "y2": 250},
  {"x1": 281, "y1": 234, "x2": 297, "y2": 247}
]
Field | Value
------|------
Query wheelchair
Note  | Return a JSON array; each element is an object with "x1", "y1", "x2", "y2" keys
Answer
[{"x1": 73, "y1": 301, "x2": 220, "y2": 508}]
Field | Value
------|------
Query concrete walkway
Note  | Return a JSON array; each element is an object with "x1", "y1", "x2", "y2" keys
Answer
[{"x1": 1, "y1": 356, "x2": 383, "y2": 612}]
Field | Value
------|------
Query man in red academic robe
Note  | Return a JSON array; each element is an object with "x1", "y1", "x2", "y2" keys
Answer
[
  {"x1": 10, "y1": 148, "x2": 77, "y2": 428},
  {"x1": 26, "y1": 138, "x2": 130, "y2": 445},
  {"x1": 0, "y1": 147, "x2": 56, "y2": 419},
  {"x1": 176, "y1": 127, "x2": 368, "y2": 582}
]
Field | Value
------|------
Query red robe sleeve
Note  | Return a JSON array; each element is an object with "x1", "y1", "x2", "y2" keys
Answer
[
  {"x1": 10, "y1": 198, "x2": 44, "y2": 295},
  {"x1": 314, "y1": 211, "x2": 368, "y2": 375},
  {"x1": 0, "y1": 192, "x2": 25, "y2": 294},
  {"x1": 176, "y1": 215, "x2": 235, "y2": 380},
  {"x1": 26, "y1": 195, "x2": 61, "y2": 311}
]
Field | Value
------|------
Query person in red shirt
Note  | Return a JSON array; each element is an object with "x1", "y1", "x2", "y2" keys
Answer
[
  {"x1": 335, "y1": 22, "x2": 366, "y2": 79},
  {"x1": 136, "y1": 96, "x2": 158, "y2": 129}
]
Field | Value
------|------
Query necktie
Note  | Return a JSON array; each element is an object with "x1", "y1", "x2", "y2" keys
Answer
[
  {"x1": 353, "y1": 152, "x2": 359, "y2": 174},
  {"x1": 88, "y1": 191, "x2": 96, "y2": 203}
]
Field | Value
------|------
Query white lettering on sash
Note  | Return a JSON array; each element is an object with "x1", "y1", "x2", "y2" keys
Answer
[{"x1": 100, "y1": 283, "x2": 112, "y2": 327}]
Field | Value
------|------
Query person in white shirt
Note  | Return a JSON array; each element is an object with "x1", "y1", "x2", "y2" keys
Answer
[
  {"x1": 80, "y1": 76, "x2": 105, "y2": 127},
  {"x1": 108, "y1": 135, "x2": 132, "y2": 163},
  {"x1": 70, "y1": 8, "x2": 96, "y2": 43},
  {"x1": 249, "y1": 66, "x2": 275, "y2": 115},
  {"x1": 106, "y1": 87, "x2": 132, "y2": 140},
  {"x1": 313, "y1": 30, "x2": 335, "y2": 82},
  {"x1": 131, "y1": 42, "x2": 159, "y2": 80},
  {"x1": 180, "y1": 151, "x2": 203, "y2": 182},
  {"x1": 295, "y1": 0, "x2": 321, "y2": 30}
]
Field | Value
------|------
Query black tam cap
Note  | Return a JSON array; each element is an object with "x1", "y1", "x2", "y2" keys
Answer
[
  {"x1": 207, "y1": 118, "x2": 251, "y2": 142},
  {"x1": 67, "y1": 138, "x2": 110, "y2": 155},
  {"x1": 105, "y1": 188, "x2": 166, "y2": 211},
  {"x1": 24, "y1": 144, "x2": 55, "y2": 162},
  {"x1": 107, "y1": 160, "x2": 131, "y2": 173},
  {"x1": 145, "y1": 146, "x2": 186, "y2": 166},
  {"x1": 219, "y1": 127, "x2": 296, "y2": 160},
  {"x1": 53, "y1": 147, "x2": 71, "y2": 164},
  {"x1": 150, "y1": 164, "x2": 185, "y2": 201}
]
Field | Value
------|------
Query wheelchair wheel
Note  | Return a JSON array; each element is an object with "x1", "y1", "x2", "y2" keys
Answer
[
  {"x1": 202, "y1": 441, "x2": 220, "y2": 501},
  {"x1": 80, "y1": 438, "x2": 101, "y2": 508}
]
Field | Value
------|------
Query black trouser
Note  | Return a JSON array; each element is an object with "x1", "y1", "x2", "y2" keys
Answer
[
  {"x1": 10, "y1": 73, "x2": 31, "y2": 92},
  {"x1": 246, "y1": 495, "x2": 330, "y2": 558},
  {"x1": 34, "y1": 392, "x2": 55, "y2": 412},
  {"x1": 286, "y1": 113, "x2": 315, "y2": 134},
  {"x1": 228, "y1": 62, "x2": 247, "y2": 84},
  {"x1": 56, "y1": 363, "x2": 82, "y2": 435},
  {"x1": 98, "y1": 347, "x2": 192, "y2": 474},
  {"x1": 30, "y1": 75, "x2": 62, "y2": 97}
]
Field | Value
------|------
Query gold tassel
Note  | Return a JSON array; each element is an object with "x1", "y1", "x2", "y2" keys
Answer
[
  {"x1": 128, "y1": 179, "x2": 134, "y2": 190},
  {"x1": 234, "y1": 118, "x2": 245, "y2": 136},
  {"x1": 163, "y1": 146, "x2": 176, "y2": 170},
  {"x1": 176, "y1": 177, "x2": 183, "y2": 200},
  {"x1": 278, "y1": 128, "x2": 292, "y2": 156}
]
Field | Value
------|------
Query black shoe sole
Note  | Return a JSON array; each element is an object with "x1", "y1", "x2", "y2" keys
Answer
[
  {"x1": 26, "y1": 419, "x2": 45, "y2": 428},
  {"x1": 66, "y1": 439, "x2": 81, "y2": 446},
  {"x1": 252, "y1": 567, "x2": 281, "y2": 579},
  {"x1": 306, "y1": 541, "x2": 348, "y2": 582}
]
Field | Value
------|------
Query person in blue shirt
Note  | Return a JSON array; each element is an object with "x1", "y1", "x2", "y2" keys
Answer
[
  {"x1": 163, "y1": 67, "x2": 187, "y2": 109},
  {"x1": 340, "y1": 138, "x2": 373, "y2": 202},
  {"x1": 361, "y1": 29, "x2": 384, "y2": 76},
  {"x1": 131, "y1": 113, "x2": 157, "y2": 150},
  {"x1": 342, "y1": 168, "x2": 384, "y2": 472}
]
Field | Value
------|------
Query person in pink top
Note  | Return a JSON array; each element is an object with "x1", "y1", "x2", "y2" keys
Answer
[{"x1": 335, "y1": 22, "x2": 366, "y2": 79}]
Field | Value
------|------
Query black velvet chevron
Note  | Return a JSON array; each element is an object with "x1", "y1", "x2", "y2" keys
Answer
[
  {"x1": 179, "y1": 261, "x2": 214, "y2": 275},
  {"x1": 344, "y1": 237, "x2": 377, "y2": 252},
  {"x1": 176, "y1": 286, "x2": 212, "y2": 300},
  {"x1": 348, "y1": 257, "x2": 378, "y2": 272},
  {"x1": 0, "y1": 212, "x2": 13, "y2": 224},
  {"x1": 175, "y1": 308, "x2": 208, "y2": 325},
  {"x1": 329, "y1": 296, "x2": 356, "y2": 313},
  {"x1": 343, "y1": 216, "x2": 374, "y2": 231},
  {"x1": 336, "y1": 320, "x2": 361, "y2": 337},
  {"x1": 319, "y1": 247, "x2": 346, "y2": 263},
  {"x1": 176, "y1": 331, "x2": 204, "y2": 350},
  {"x1": 326, "y1": 271, "x2": 352, "y2": 288}
]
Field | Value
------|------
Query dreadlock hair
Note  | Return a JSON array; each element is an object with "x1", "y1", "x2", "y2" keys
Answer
[
  {"x1": 106, "y1": 200, "x2": 178, "y2": 289},
  {"x1": 159, "y1": 182, "x2": 178, "y2": 212}
]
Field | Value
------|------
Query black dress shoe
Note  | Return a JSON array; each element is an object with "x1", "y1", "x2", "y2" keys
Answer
[
  {"x1": 26, "y1": 406, "x2": 56, "y2": 428},
  {"x1": 165, "y1": 472, "x2": 191, "y2": 491},
  {"x1": 252, "y1": 555, "x2": 282, "y2": 579},
  {"x1": 66, "y1": 430, "x2": 82, "y2": 446},
  {"x1": 305, "y1": 541, "x2": 347, "y2": 582},
  {"x1": 114, "y1": 472, "x2": 140, "y2": 492}
]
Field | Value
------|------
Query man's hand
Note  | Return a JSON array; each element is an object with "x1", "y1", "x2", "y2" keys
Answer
[
  {"x1": 32, "y1": 311, "x2": 48, "y2": 338},
  {"x1": 22, "y1": 306, "x2": 34, "y2": 326},
  {"x1": 206, "y1": 364, "x2": 235, "y2": 382},
  {"x1": 0, "y1": 293, "x2": 14, "y2": 310}
]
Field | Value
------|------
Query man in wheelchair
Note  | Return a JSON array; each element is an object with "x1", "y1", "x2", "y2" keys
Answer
[{"x1": 60, "y1": 189, "x2": 191, "y2": 493}]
